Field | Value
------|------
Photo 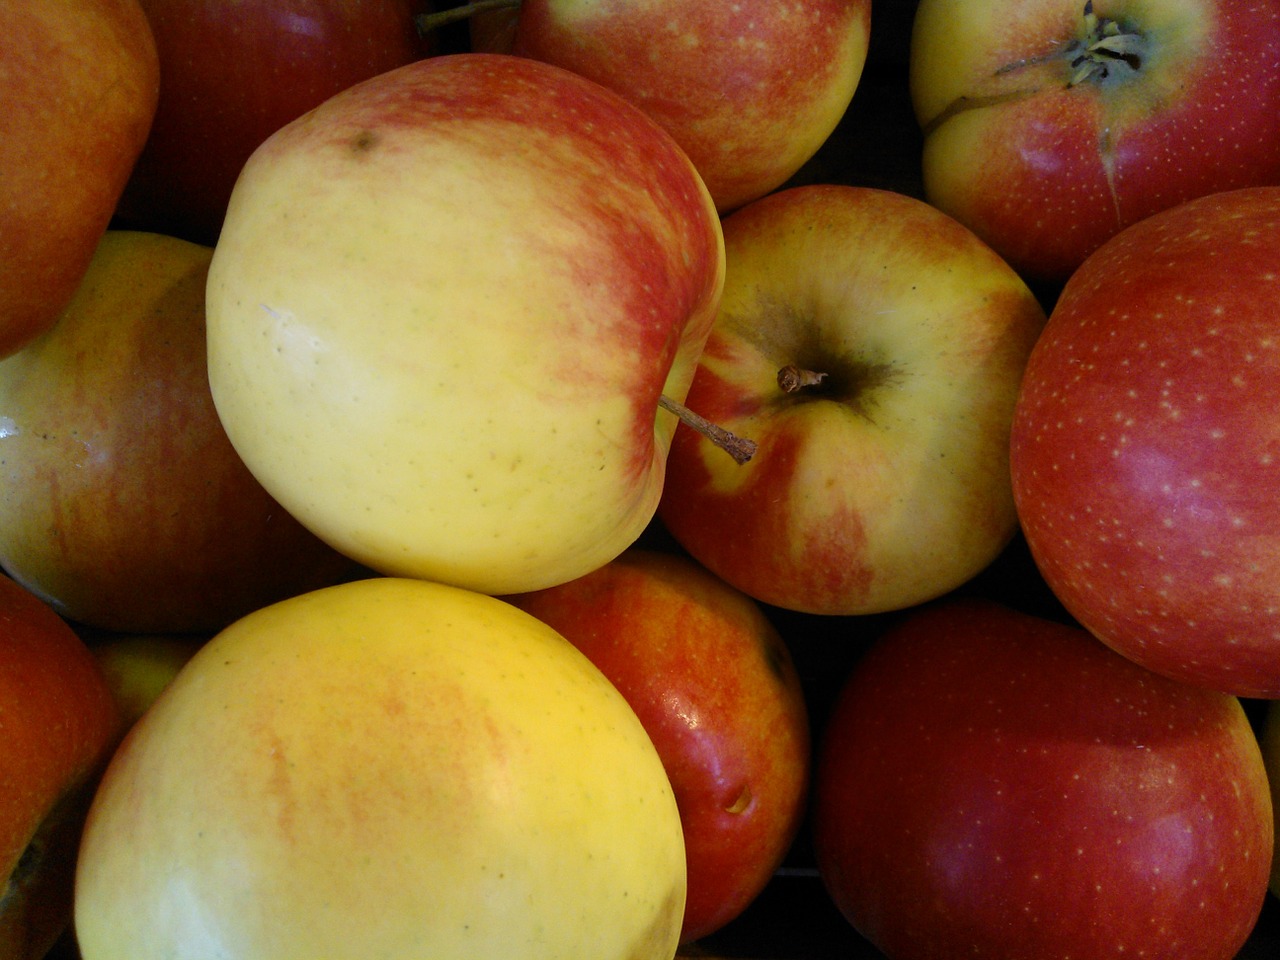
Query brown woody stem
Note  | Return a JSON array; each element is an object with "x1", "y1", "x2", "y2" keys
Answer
[
  {"x1": 777, "y1": 364, "x2": 827, "y2": 394},
  {"x1": 658, "y1": 395, "x2": 757, "y2": 465},
  {"x1": 414, "y1": 0, "x2": 522, "y2": 35}
]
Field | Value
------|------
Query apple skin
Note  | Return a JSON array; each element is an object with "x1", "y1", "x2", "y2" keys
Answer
[
  {"x1": 0, "y1": 231, "x2": 358, "y2": 635},
  {"x1": 115, "y1": 0, "x2": 435, "y2": 246},
  {"x1": 1010, "y1": 186, "x2": 1280, "y2": 698},
  {"x1": 657, "y1": 184, "x2": 1047, "y2": 616},
  {"x1": 813, "y1": 598, "x2": 1273, "y2": 960},
  {"x1": 206, "y1": 53, "x2": 725, "y2": 597},
  {"x1": 506, "y1": 548, "x2": 810, "y2": 944},
  {"x1": 0, "y1": 575, "x2": 120, "y2": 960},
  {"x1": 0, "y1": 0, "x2": 159, "y2": 358},
  {"x1": 510, "y1": 0, "x2": 871, "y2": 212},
  {"x1": 74, "y1": 576, "x2": 687, "y2": 960},
  {"x1": 909, "y1": 0, "x2": 1280, "y2": 282},
  {"x1": 90, "y1": 634, "x2": 206, "y2": 731}
]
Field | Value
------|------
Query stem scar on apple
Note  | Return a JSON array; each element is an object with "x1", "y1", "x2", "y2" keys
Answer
[{"x1": 658, "y1": 395, "x2": 757, "y2": 465}]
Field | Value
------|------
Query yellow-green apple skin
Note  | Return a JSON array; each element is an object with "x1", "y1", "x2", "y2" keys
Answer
[
  {"x1": 506, "y1": 548, "x2": 810, "y2": 943},
  {"x1": 0, "y1": 0, "x2": 159, "y2": 359},
  {"x1": 0, "y1": 231, "x2": 358, "y2": 634},
  {"x1": 909, "y1": 0, "x2": 1280, "y2": 282},
  {"x1": 657, "y1": 184, "x2": 1047, "y2": 616},
  {"x1": 90, "y1": 634, "x2": 205, "y2": 730},
  {"x1": 74, "y1": 576, "x2": 687, "y2": 960},
  {"x1": 0, "y1": 575, "x2": 120, "y2": 960},
  {"x1": 206, "y1": 52, "x2": 725, "y2": 597},
  {"x1": 510, "y1": 0, "x2": 872, "y2": 212}
]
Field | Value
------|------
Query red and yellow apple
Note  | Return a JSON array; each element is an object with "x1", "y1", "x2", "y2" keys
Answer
[
  {"x1": 910, "y1": 0, "x2": 1280, "y2": 282},
  {"x1": 116, "y1": 0, "x2": 436, "y2": 246},
  {"x1": 206, "y1": 53, "x2": 725, "y2": 597},
  {"x1": 75, "y1": 576, "x2": 686, "y2": 959},
  {"x1": 0, "y1": 231, "x2": 357, "y2": 634},
  {"x1": 506, "y1": 548, "x2": 810, "y2": 943},
  {"x1": 814, "y1": 598, "x2": 1273, "y2": 960},
  {"x1": 509, "y1": 0, "x2": 871, "y2": 212},
  {"x1": 0, "y1": 0, "x2": 159, "y2": 358},
  {"x1": 657, "y1": 184, "x2": 1047, "y2": 616},
  {"x1": 0, "y1": 575, "x2": 119, "y2": 960},
  {"x1": 1010, "y1": 186, "x2": 1280, "y2": 698}
]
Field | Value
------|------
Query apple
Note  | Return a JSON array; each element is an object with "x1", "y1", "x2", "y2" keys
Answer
[
  {"x1": 90, "y1": 634, "x2": 206, "y2": 730},
  {"x1": 1009, "y1": 185, "x2": 1280, "y2": 698},
  {"x1": 656, "y1": 184, "x2": 1047, "y2": 616},
  {"x1": 0, "y1": 0, "x2": 158, "y2": 358},
  {"x1": 909, "y1": 0, "x2": 1280, "y2": 282},
  {"x1": 1258, "y1": 701, "x2": 1280, "y2": 898},
  {"x1": 114, "y1": 0, "x2": 436, "y2": 246},
  {"x1": 506, "y1": 0, "x2": 872, "y2": 213},
  {"x1": 505, "y1": 547, "x2": 810, "y2": 944},
  {"x1": 813, "y1": 598, "x2": 1273, "y2": 960},
  {"x1": 0, "y1": 575, "x2": 120, "y2": 960},
  {"x1": 0, "y1": 230, "x2": 358, "y2": 635},
  {"x1": 75, "y1": 576, "x2": 687, "y2": 959},
  {"x1": 205, "y1": 52, "x2": 726, "y2": 597}
]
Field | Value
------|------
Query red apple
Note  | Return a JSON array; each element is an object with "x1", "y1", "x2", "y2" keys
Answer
[
  {"x1": 813, "y1": 598, "x2": 1273, "y2": 960},
  {"x1": 506, "y1": 548, "x2": 810, "y2": 944},
  {"x1": 0, "y1": 575, "x2": 120, "y2": 959},
  {"x1": 0, "y1": 230, "x2": 358, "y2": 635},
  {"x1": 657, "y1": 184, "x2": 1047, "y2": 616},
  {"x1": 1010, "y1": 185, "x2": 1280, "y2": 698},
  {"x1": 0, "y1": 0, "x2": 159, "y2": 358},
  {"x1": 508, "y1": 0, "x2": 871, "y2": 212},
  {"x1": 909, "y1": 0, "x2": 1280, "y2": 282},
  {"x1": 115, "y1": 0, "x2": 435, "y2": 245}
]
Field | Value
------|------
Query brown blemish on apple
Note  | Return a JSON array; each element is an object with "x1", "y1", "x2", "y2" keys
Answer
[
  {"x1": 620, "y1": 882, "x2": 684, "y2": 960},
  {"x1": 724, "y1": 784, "x2": 753, "y2": 815},
  {"x1": 349, "y1": 129, "x2": 379, "y2": 154}
]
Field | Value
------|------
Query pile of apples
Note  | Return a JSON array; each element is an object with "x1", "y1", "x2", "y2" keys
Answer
[{"x1": 4, "y1": 1, "x2": 1280, "y2": 959}]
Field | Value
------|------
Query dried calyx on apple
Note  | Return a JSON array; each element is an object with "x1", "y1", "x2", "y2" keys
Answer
[{"x1": 1063, "y1": 0, "x2": 1146, "y2": 86}]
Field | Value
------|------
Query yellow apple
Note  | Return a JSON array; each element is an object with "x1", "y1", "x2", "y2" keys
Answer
[
  {"x1": 205, "y1": 53, "x2": 725, "y2": 597},
  {"x1": 89, "y1": 634, "x2": 205, "y2": 730},
  {"x1": 75, "y1": 576, "x2": 687, "y2": 959}
]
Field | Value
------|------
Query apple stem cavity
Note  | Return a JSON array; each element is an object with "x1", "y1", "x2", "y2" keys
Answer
[
  {"x1": 414, "y1": 0, "x2": 521, "y2": 36},
  {"x1": 1066, "y1": 0, "x2": 1145, "y2": 86},
  {"x1": 776, "y1": 364, "x2": 828, "y2": 394},
  {"x1": 658, "y1": 395, "x2": 757, "y2": 466}
]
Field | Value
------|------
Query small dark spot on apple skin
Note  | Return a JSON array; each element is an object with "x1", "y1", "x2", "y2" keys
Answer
[{"x1": 350, "y1": 130, "x2": 379, "y2": 154}]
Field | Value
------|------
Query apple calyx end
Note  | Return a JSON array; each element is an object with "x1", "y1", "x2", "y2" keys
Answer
[
  {"x1": 414, "y1": 0, "x2": 522, "y2": 37},
  {"x1": 1066, "y1": 0, "x2": 1146, "y2": 87},
  {"x1": 658, "y1": 394, "x2": 757, "y2": 466}
]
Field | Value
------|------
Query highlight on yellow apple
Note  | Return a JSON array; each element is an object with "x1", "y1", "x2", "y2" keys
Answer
[
  {"x1": 74, "y1": 576, "x2": 687, "y2": 960},
  {"x1": 205, "y1": 53, "x2": 726, "y2": 598},
  {"x1": 658, "y1": 184, "x2": 1048, "y2": 616}
]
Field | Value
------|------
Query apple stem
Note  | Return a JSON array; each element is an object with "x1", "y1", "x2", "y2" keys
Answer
[
  {"x1": 658, "y1": 395, "x2": 757, "y2": 465},
  {"x1": 414, "y1": 0, "x2": 522, "y2": 36},
  {"x1": 777, "y1": 364, "x2": 828, "y2": 394}
]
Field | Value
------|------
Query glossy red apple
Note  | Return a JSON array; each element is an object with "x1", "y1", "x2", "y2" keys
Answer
[
  {"x1": 115, "y1": 0, "x2": 435, "y2": 245},
  {"x1": 1010, "y1": 185, "x2": 1280, "y2": 698},
  {"x1": 909, "y1": 0, "x2": 1280, "y2": 282},
  {"x1": 0, "y1": 231, "x2": 358, "y2": 634},
  {"x1": 0, "y1": 0, "x2": 158, "y2": 358},
  {"x1": 506, "y1": 548, "x2": 810, "y2": 943},
  {"x1": 508, "y1": 0, "x2": 871, "y2": 212},
  {"x1": 813, "y1": 598, "x2": 1273, "y2": 960},
  {"x1": 0, "y1": 575, "x2": 120, "y2": 959}
]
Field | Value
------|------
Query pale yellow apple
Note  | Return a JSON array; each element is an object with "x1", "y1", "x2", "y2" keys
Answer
[
  {"x1": 74, "y1": 576, "x2": 687, "y2": 960},
  {"x1": 205, "y1": 53, "x2": 725, "y2": 597}
]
